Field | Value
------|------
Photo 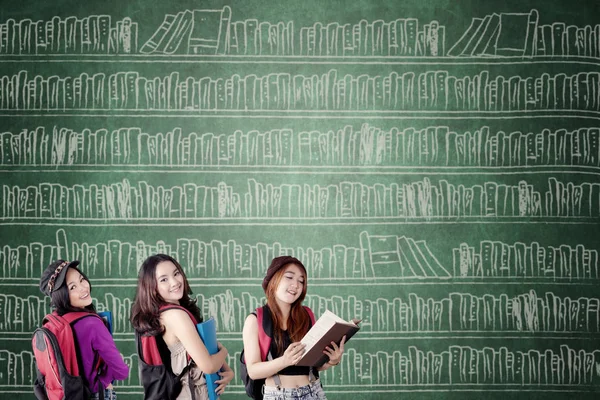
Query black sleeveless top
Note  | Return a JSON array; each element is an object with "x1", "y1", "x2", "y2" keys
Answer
[
  {"x1": 271, "y1": 329, "x2": 319, "y2": 377},
  {"x1": 262, "y1": 306, "x2": 319, "y2": 378}
]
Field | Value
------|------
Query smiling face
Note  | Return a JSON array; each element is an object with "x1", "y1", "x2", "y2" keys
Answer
[
  {"x1": 155, "y1": 260, "x2": 185, "y2": 304},
  {"x1": 274, "y1": 263, "x2": 306, "y2": 306},
  {"x1": 66, "y1": 267, "x2": 93, "y2": 309}
]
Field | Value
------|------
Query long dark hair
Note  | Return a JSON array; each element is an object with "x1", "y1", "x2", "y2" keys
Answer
[
  {"x1": 130, "y1": 253, "x2": 202, "y2": 336},
  {"x1": 51, "y1": 266, "x2": 96, "y2": 316},
  {"x1": 265, "y1": 258, "x2": 310, "y2": 355}
]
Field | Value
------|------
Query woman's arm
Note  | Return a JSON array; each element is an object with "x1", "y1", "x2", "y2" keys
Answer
[
  {"x1": 89, "y1": 318, "x2": 129, "y2": 386},
  {"x1": 317, "y1": 360, "x2": 338, "y2": 372},
  {"x1": 161, "y1": 309, "x2": 228, "y2": 374},
  {"x1": 242, "y1": 314, "x2": 305, "y2": 380}
]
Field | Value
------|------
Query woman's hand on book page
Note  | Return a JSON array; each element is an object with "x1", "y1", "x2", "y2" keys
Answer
[
  {"x1": 282, "y1": 341, "x2": 306, "y2": 366},
  {"x1": 323, "y1": 335, "x2": 346, "y2": 365}
]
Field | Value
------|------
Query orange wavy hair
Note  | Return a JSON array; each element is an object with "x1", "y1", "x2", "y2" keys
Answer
[{"x1": 264, "y1": 261, "x2": 310, "y2": 355}]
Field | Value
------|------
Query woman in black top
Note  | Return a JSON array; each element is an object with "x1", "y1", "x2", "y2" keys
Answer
[{"x1": 242, "y1": 256, "x2": 346, "y2": 400}]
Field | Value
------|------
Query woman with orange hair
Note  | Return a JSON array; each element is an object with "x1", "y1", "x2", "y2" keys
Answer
[{"x1": 242, "y1": 256, "x2": 345, "y2": 400}]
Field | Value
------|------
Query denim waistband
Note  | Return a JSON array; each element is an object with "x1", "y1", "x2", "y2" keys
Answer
[{"x1": 263, "y1": 379, "x2": 321, "y2": 396}]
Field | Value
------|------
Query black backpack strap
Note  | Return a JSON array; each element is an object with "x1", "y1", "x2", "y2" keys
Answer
[
  {"x1": 182, "y1": 357, "x2": 196, "y2": 400},
  {"x1": 179, "y1": 358, "x2": 194, "y2": 376},
  {"x1": 261, "y1": 305, "x2": 274, "y2": 338}
]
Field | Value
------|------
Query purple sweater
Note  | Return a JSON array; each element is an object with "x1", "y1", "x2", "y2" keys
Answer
[{"x1": 72, "y1": 315, "x2": 129, "y2": 392}]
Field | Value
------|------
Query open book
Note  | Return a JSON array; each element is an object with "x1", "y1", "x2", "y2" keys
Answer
[{"x1": 296, "y1": 310, "x2": 360, "y2": 367}]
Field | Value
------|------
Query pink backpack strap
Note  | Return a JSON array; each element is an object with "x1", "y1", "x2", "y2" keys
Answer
[
  {"x1": 60, "y1": 311, "x2": 100, "y2": 324},
  {"x1": 303, "y1": 306, "x2": 316, "y2": 325},
  {"x1": 256, "y1": 306, "x2": 272, "y2": 362},
  {"x1": 256, "y1": 306, "x2": 315, "y2": 362},
  {"x1": 159, "y1": 304, "x2": 198, "y2": 324}
]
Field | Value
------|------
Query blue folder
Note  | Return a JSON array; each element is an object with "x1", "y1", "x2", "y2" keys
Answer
[
  {"x1": 98, "y1": 311, "x2": 113, "y2": 335},
  {"x1": 196, "y1": 317, "x2": 220, "y2": 400}
]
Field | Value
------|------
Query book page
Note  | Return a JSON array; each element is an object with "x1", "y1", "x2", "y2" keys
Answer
[{"x1": 300, "y1": 310, "x2": 344, "y2": 351}]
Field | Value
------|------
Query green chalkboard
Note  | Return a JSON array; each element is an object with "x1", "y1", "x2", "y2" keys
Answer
[{"x1": 1, "y1": 0, "x2": 599, "y2": 398}]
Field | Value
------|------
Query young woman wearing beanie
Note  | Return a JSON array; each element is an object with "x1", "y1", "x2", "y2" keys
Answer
[
  {"x1": 38, "y1": 259, "x2": 129, "y2": 399},
  {"x1": 242, "y1": 255, "x2": 346, "y2": 400}
]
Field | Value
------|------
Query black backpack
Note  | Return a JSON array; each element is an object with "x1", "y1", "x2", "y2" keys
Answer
[
  {"x1": 239, "y1": 305, "x2": 315, "y2": 399},
  {"x1": 135, "y1": 305, "x2": 196, "y2": 400}
]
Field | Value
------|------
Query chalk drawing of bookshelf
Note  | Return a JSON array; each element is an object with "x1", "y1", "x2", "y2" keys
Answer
[
  {"x1": 2, "y1": 345, "x2": 600, "y2": 389},
  {"x1": 1, "y1": 69, "x2": 599, "y2": 112},
  {"x1": 1, "y1": 9, "x2": 599, "y2": 59},
  {"x1": 1, "y1": 124, "x2": 599, "y2": 168},
  {"x1": 3, "y1": 289, "x2": 600, "y2": 335},
  {"x1": 2, "y1": 178, "x2": 600, "y2": 220},
  {"x1": 0, "y1": 229, "x2": 450, "y2": 280}
]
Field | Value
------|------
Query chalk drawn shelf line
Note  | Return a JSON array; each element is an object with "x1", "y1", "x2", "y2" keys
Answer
[
  {"x1": 2, "y1": 168, "x2": 600, "y2": 175},
  {"x1": 2, "y1": 56, "x2": 600, "y2": 66},
  {"x1": 1, "y1": 113, "x2": 599, "y2": 120}
]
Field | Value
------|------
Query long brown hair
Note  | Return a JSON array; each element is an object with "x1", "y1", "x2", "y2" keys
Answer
[
  {"x1": 265, "y1": 260, "x2": 310, "y2": 355},
  {"x1": 130, "y1": 254, "x2": 202, "y2": 336}
]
